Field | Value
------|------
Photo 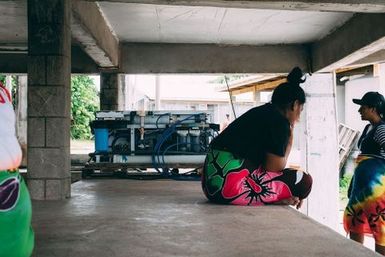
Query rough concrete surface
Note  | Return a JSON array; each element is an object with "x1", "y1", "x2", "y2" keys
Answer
[{"x1": 31, "y1": 179, "x2": 378, "y2": 257}]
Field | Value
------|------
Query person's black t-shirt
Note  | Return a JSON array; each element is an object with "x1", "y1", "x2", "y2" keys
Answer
[{"x1": 210, "y1": 103, "x2": 290, "y2": 166}]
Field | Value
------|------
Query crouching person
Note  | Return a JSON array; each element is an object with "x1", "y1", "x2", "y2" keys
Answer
[{"x1": 202, "y1": 67, "x2": 312, "y2": 208}]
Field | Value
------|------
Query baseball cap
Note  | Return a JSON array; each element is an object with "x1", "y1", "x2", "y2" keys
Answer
[{"x1": 352, "y1": 92, "x2": 385, "y2": 107}]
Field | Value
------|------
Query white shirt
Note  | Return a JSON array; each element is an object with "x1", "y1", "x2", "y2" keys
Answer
[{"x1": 0, "y1": 85, "x2": 21, "y2": 170}]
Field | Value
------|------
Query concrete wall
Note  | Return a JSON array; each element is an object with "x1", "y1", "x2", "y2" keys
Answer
[
  {"x1": 0, "y1": 46, "x2": 100, "y2": 74},
  {"x1": 301, "y1": 73, "x2": 339, "y2": 230},
  {"x1": 336, "y1": 84, "x2": 345, "y2": 124},
  {"x1": 345, "y1": 76, "x2": 379, "y2": 132},
  {"x1": 120, "y1": 43, "x2": 309, "y2": 74}
]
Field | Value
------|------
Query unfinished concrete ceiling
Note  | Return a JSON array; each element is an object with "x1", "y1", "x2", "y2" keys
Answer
[
  {"x1": 1, "y1": 1, "x2": 385, "y2": 73},
  {"x1": 98, "y1": 2, "x2": 353, "y2": 44}
]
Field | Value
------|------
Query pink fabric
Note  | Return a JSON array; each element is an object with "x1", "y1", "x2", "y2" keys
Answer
[{"x1": 222, "y1": 167, "x2": 292, "y2": 206}]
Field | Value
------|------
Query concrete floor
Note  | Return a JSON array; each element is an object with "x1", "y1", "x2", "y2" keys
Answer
[{"x1": 32, "y1": 179, "x2": 378, "y2": 257}]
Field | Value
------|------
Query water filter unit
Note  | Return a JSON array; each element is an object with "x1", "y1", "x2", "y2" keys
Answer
[{"x1": 86, "y1": 110, "x2": 220, "y2": 174}]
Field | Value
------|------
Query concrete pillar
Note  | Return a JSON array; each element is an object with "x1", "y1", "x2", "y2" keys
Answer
[
  {"x1": 100, "y1": 72, "x2": 124, "y2": 111},
  {"x1": 377, "y1": 63, "x2": 385, "y2": 93},
  {"x1": 120, "y1": 74, "x2": 126, "y2": 111},
  {"x1": 301, "y1": 73, "x2": 339, "y2": 230},
  {"x1": 155, "y1": 75, "x2": 161, "y2": 110},
  {"x1": 125, "y1": 75, "x2": 137, "y2": 110},
  {"x1": 27, "y1": 0, "x2": 71, "y2": 200},
  {"x1": 16, "y1": 75, "x2": 28, "y2": 167},
  {"x1": 252, "y1": 89, "x2": 261, "y2": 106}
]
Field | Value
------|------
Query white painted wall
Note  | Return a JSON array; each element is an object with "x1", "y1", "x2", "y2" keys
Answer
[
  {"x1": 123, "y1": 74, "x2": 255, "y2": 123},
  {"x1": 345, "y1": 76, "x2": 380, "y2": 132},
  {"x1": 336, "y1": 84, "x2": 345, "y2": 124},
  {"x1": 300, "y1": 73, "x2": 339, "y2": 230}
]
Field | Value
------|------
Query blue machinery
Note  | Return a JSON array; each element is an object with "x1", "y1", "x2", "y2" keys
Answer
[{"x1": 82, "y1": 110, "x2": 219, "y2": 178}]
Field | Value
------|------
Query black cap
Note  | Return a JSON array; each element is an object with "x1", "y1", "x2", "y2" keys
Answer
[{"x1": 352, "y1": 92, "x2": 385, "y2": 107}]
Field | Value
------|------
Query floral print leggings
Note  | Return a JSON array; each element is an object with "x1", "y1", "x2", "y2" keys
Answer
[{"x1": 202, "y1": 149, "x2": 313, "y2": 206}]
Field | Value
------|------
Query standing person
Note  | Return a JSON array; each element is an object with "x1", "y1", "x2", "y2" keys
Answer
[
  {"x1": 0, "y1": 82, "x2": 34, "y2": 257},
  {"x1": 344, "y1": 91, "x2": 385, "y2": 255},
  {"x1": 220, "y1": 114, "x2": 231, "y2": 132},
  {"x1": 201, "y1": 67, "x2": 312, "y2": 208}
]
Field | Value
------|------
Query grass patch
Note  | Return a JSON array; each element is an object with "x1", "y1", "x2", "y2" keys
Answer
[{"x1": 339, "y1": 174, "x2": 353, "y2": 209}]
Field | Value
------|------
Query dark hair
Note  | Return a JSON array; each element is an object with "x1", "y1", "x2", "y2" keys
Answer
[
  {"x1": 271, "y1": 67, "x2": 306, "y2": 110},
  {"x1": 374, "y1": 95, "x2": 385, "y2": 120}
]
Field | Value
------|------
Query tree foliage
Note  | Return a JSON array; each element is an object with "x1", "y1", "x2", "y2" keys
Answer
[
  {"x1": 0, "y1": 74, "x2": 99, "y2": 140},
  {"x1": 0, "y1": 75, "x2": 18, "y2": 109},
  {"x1": 71, "y1": 75, "x2": 99, "y2": 139},
  {"x1": 209, "y1": 74, "x2": 250, "y2": 84}
]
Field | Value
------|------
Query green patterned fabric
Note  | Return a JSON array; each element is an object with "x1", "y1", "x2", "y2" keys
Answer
[
  {"x1": 204, "y1": 149, "x2": 244, "y2": 196},
  {"x1": 0, "y1": 171, "x2": 34, "y2": 257}
]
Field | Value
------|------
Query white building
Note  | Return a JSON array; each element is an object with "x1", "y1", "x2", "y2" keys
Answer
[{"x1": 124, "y1": 74, "x2": 255, "y2": 124}]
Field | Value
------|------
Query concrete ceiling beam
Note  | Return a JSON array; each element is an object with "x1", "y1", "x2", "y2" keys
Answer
[
  {"x1": 72, "y1": 1, "x2": 119, "y2": 68},
  {"x1": 311, "y1": 14, "x2": 385, "y2": 73},
  {"x1": 0, "y1": 46, "x2": 99, "y2": 74},
  {"x1": 90, "y1": 0, "x2": 385, "y2": 13},
  {"x1": 120, "y1": 43, "x2": 309, "y2": 73}
]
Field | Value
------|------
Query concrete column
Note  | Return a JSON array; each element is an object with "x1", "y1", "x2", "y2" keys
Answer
[
  {"x1": 125, "y1": 75, "x2": 137, "y2": 110},
  {"x1": 27, "y1": 0, "x2": 71, "y2": 200},
  {"x1": 16, "y1": 75, "x2": 28, "y2": 167},
  {"x1": 155, "y1": 75, "x2": 161, "y2": 110},
  {"x1": 252, "y1": 89, "x2": 261, "y2": 106},
  {"x1": 300, "y1": 73, "x2": 339, "y2": 230},
  {"x1": 119, "y1": 74, "x2": 126, "y2": 111},
  {"x1": 100, "y1": 72, "x2": 124, "y2": 110},
  {"x1": 377, "y1": 63, "x2": 385, "y2": 93}
]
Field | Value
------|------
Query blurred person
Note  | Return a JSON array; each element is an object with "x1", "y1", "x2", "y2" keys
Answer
[
  {"x1": 0, "y1": 82, "x2": 34, "y2": 257},
  {"x1": 220, "y1": 114, "x2": 231, "y2": 132}
]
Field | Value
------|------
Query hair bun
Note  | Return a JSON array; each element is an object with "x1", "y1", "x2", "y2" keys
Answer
[{"x1": 287, "y1": 67, "x2": 305, "y2": 85}]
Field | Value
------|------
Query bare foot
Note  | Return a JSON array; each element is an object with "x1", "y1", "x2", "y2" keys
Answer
[{"x1": 273, "y1": 196, "x2": 303, "y2": 209}]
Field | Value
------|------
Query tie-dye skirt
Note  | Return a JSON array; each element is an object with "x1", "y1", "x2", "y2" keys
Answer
[
  {"x1": 0, "y1": 170, "x2": 34, "y2": 257},
  {"x1": 201, "y1": 148, "x2": 312, "y2": 206},
  {"x1": 344, "y1": 155, "x2": 385, "y2": 245}
]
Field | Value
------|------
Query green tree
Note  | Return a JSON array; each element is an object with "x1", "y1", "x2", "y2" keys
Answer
[
  {"x1": 0, "y1": 75, "x2": 18, "y2": 109},
  {"x1": 210, "y1": 74, "x2": 250, "y2": 84},
  {"x1": 71, "y1": 75, "x2": 99, "y2": 139}
]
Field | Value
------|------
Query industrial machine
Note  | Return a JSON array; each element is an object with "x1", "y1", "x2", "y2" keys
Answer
[{"x1": 82, "y1": 110, "x2": 220, "y2": 178}]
